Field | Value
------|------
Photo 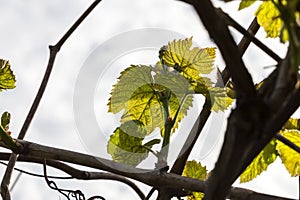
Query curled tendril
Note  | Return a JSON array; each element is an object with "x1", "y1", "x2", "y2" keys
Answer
[{"x1": 43, "y1": 159, "x2": 105, "y2": 200}]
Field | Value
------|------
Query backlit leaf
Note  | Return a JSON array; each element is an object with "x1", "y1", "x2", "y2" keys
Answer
[
  {"x1": 161, "y1": 37, "x2": 216, "y2": 81},
  {"x1": 0, "y1": 59, "x2": 16, "y2": 91},
  {"x1": 277, "y1": 130, "x2": 300, "y2": 176},
  {"x1": 283, "y1": 118, "x2": 300, "y2": 130},
  {"x1": 206, "y1": 87, "x2": 233, "y2": 112},
  {"x1": 107, "y1": 120, "x2": 154, "y2": 166},
  {"x1": 171, "y1": 95, "x2": 193, "y2": 132},
  {"x1": 109, "y1": 65, "x2": 194, "y2": 135},
  {"x1": 155, "y1": 71, "x2": 194, "y2": 133},
  {"x1": 240, "y1": 139, "x2": 277, "y2": 183},
  {"x1": 238, "y1": 0, "x2": 256, "y2": 10},
  {"x1": 183, "y1": 160, "x2": 207, "y2": 199},
  {"x1": 108, "y1": 65, "x2": 164, "y2": 134},
  {"x1": 255, "y1": 1, "x2": 283, "y2": 39}
]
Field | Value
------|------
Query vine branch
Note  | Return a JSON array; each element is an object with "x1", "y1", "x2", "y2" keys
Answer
[
  {"x1": 0, "y1": 153, "x2": 145, "y2": 199},
  {"x1": 0, "y1": 1, "x2": 102, "y2": 199},
  {"x1": 0, "y1": 140, "x2": 294, "y2": 200},
  {"x1": 171, "y1": 16, "x2": 261, "y2": 175},
  {"x1": 192, "y1": 0, "x2": 256, "y2": 98}
]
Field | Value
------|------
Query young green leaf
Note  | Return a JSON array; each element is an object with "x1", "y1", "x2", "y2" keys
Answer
[
  {"x1": 238, "y1": 0, "x2": 256, "y2": 11},
  {"x1": 161, "y1": 37, "x2": 216, "y2": 81},
  {"x1": 240, "y1": 139, "x2": 277, "y2": 183},
  {"x1": 170, "y1": 95, "x2": 193, "y2": 132},
  {"x1": 183, "y1": 160, "x2": 207, "y2": 200},
  {"x1": 108, "y1": 65, "x2": 164, "y2": 134},
  {"x1": 255, "y1": 1, "x2": 289, "y2": 42},
  {"x1": 191, "y1": 76, "x2": 213, "y2": 95},
  {"x1": 283, "y1": 118, "x2": 300, "y2": 130},
  {"x1": 277, "y1": 130, "x2": 300, "y2": 176},
  {"x1": 108, "y1": 65, "x2": 194, "y2": 135},
  {"x1": 107, "y1": 120, "x2": 153, "y2": 166},
  {"x1": 0, "y1": 59, "x2": 16, "y2": 91},
  {"x1": 205, "y1": 87, "x2": 233, "y2": 112},
  {"x1": 155, "y1": 71, "x2": 194, "y2": 133}
]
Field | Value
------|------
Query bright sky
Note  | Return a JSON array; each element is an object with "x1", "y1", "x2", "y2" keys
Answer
[{"x1": 0, "y1": 0, "x2": 298, "y2": 199}]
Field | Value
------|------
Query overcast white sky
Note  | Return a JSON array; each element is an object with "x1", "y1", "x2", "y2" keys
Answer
[{"x1": 0, "y1": 0, "x2": 298, "y2": 199}]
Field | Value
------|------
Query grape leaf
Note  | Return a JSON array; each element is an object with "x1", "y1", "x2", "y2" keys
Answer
[
  {"x1": 108, "y1": 65, "x2": 194, "y2": 135},
  {"x1": 0, "y1": 59, "x2": 16, "y2": 91},
  {"x1": 155, "y1": 71, "x2": 194, "y2": 133},
  {"x1": 183, "y1": 160, "x2": 207, "y2": 200},
  {"x1": 238, "y1": 0, "x2": 256, "y2": 10},
  {"x1": 240, "y1": 139, "x2": 277, "y2": 183},
  {"x1": 171, "y1": 95, "x2": 193, "y2": 131},
  {"x1": 191, "y1": 76, "x2": 213, "y2": 95},
  {"x1": 107, "y1": 120, "x2": 156, "y2": 166},
  {"x1": 160, "y1": 37, "x2": 216, "y2": 82},
  {"x1": 108, "y1": 65, "x2": 164, "y2": 134},
  {"x1": 255, "y1": 1, "x2": 286, "y2": 41},
  {"x1": 205, "y1": 87, "x2": 233, "y2": 112},
  {"x1": 283, "y1": 118, "x2": 300, "y2": 130},
  {"x1": 277, "y1": 130, "x2": 300, "y2": 176}
]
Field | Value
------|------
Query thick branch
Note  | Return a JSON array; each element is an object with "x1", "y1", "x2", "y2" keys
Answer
[
  {"x1": 192, "y1": 0, "x2": 256, "y2": 97},
  {"x1": 0, "y1": 140, "x2": 294, "y2": 200},
  {"x1": 232, "y1": 82, "x2": 300, "y2": 200},
  {"x1": 171, "y1": 17, "x2": 261, "y2": 175},
  {"x1": 215, "y1": 9, "x2": 282, "y2": 63}
]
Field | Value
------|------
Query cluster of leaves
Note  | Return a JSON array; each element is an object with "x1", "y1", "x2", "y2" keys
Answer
[
  {"x1": 0, "y1": 59, "x2": 16, "y2": 147},
  {"x1": 106, "y1": 37, "x2": 233, "y2": 166},
  {"x1": 181, "y1": 2, "x2": 300, "y2": 198},
  {"x1": 240, "y1": 119, "x2": 300, "y2": 182},
  {"x1": 235, "y1": 0, "x2": 300, "y2": 181},
  {"x1": 183, "y1": 160, "x2": 207, "y2": 199},
  {"x1": 239, "y1": 0, "x2": 300, "y2": 43},
  {"x1": 105, "y1": 14, "x2": 299, "y2": 197},
  {"x1": 181, "y1": 119, "x2": 300, "y2": 200}
]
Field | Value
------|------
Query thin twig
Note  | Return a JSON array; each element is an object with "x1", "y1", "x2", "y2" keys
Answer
[
  {"x1": 43, "y1": 160, "x2": 76, "y2": 200},
  {"x1": 193, "y1": 0, "x2": 257, "y2": 97},
  {"x1": 145, "y1": 188, "x2": 157, "y2": 200},
  {"x1": 0, "y1": 1, "x2": 102, "y2": 199},
  {"x1": 9, "y1": 172, "x2": 22, "y2": 192},
  {"x1": 0, "y1": 153, "x2": 17, "y2": 200},
  {"x1": 18, "y1": 0, "x2": 101, "y2": 140},
  {"x1": 170, "y1": 99, "x2": 211, "y2": 174},
  {"x1": 216, "y1": 9, "x2": 282, "y2": 63},
  {"x1": 0, "y1": 160, "x2": 72, "y2": 179}
]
